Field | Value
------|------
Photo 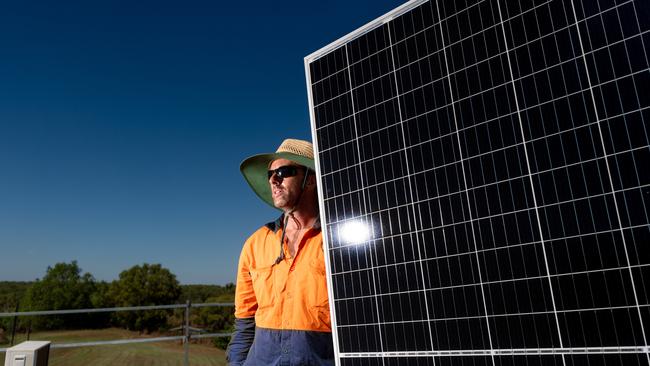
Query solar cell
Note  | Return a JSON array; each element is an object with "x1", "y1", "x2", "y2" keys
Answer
[{"x1": 305, "y1": 0, "x2": 650, "y2": 365}]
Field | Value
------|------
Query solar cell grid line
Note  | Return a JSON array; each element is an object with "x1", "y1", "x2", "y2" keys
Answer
[
  {"x1": 432, "y1": 2, "x2": 506, "y2": 364},
  {"x1": 309, "y1": 4, "x2": 641, "y2": 133},
  {"x1": 572, "y1": 0, "x2": 648, "y2": 353},
  {"x1": 312, "y1": 22, "x2": 644, "y2": 155},
  {"x1": 343, "y1": 36, "x2": 388, "y2": 360},
  {"x1": 318, "y1": 138, "x2": 646, "y2": 212},
  {"x1": 448, "y1": 0, "x2": 556, "y2": 356},
  {"x1": 357, "y1": 25, "x2": 423, "y2": 357},
  {"x1": 568, "y1": 0, "x2": 649, "y2": 360},
  {"x1": 493, "y1": 0, "x2": 568, "y2": 363},
  {"x1": 305, "y1": 0, "x2": 650, "y2": 365},
  {"x1": 386, "y1": 15, "x2": 438, "y2": 356}
]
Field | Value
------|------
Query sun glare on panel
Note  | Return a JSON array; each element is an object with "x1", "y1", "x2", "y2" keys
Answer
[{"x1": 338, "y1": 220, "x2": 371, "y2": 245}]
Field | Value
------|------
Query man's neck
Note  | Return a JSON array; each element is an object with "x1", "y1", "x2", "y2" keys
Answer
[{"x1": 284, "y1": 207, "x2": 318, "y2": 231}]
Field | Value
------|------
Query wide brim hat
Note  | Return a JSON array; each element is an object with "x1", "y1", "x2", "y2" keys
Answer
[{"x1": 240, "y1": 138, "x2": 315, "y2": 209}]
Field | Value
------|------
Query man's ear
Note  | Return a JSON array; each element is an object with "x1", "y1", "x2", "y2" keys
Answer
[{"x1": 307, "y1": 174, "x2": 317, "y2": 186}]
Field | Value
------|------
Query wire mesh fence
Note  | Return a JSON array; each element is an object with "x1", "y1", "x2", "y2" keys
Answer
[{"x1": 0, "y1": 302, "x2": 234, "y2": 366}]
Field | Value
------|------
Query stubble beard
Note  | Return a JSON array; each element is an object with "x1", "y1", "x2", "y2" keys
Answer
[{"x1": 272, "y1": 187, "x2": 292, "y2": 210}]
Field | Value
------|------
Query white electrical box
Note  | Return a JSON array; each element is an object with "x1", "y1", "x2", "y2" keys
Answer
[{"x1": 3, "y1": 341, "x2": 50, "y2": 366}]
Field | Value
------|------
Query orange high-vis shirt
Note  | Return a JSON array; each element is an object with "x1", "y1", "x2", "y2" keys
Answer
[{"x1": 234, "y1": 221, "x2": 331, "y2": 333}]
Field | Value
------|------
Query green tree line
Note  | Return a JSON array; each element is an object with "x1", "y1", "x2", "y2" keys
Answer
[{"x1": 0, "y1": 261, "x2": 235, "y2": 348}]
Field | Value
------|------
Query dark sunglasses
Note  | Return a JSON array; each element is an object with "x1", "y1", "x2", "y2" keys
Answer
[{"x1": 267, "y1": 165, "x2": 304, "y2": 179}]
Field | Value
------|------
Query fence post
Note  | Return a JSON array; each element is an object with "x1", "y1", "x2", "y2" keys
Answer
[
  {"x1": 184, "y1": 299, "x2": 191, "y2": 366},
  {"x1": 10, "y1": 302, "x2": 18, "y2": 346}
]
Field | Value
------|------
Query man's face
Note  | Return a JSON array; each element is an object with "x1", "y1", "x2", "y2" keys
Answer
[{"x1": 268, "y1": 158, "x2": 306, "y2": 211}]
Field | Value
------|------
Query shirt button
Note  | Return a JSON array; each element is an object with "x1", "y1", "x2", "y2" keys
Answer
[{"x1": 289, "y1": 267, "x2": 295, "y2": 271}]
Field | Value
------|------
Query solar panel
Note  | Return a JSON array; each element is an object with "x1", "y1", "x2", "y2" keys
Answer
[{"x1": 305, "y1": 0, "x2": 649, "y2": 365}]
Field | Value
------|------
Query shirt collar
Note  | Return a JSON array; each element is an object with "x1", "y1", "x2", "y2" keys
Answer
[{"x1": 266, "y1": 214, "x2": 321, "y2": 233}]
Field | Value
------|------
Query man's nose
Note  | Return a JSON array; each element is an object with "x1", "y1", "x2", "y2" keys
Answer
[{"x1": 269, "y1": 172, "x2": 282, "y2": 184}]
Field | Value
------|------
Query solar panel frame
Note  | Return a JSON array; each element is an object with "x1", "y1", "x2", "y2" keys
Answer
[
  {"x1": 304, "y1": 1, "x2": 650, "y2": 365},
  {"x1": 305, "y1": 2, "x2": 432, "y2": 360}
]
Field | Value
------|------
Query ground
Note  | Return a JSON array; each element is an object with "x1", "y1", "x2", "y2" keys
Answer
[{"x1": 1, "y1": 328, "x2": 227, "y2": 365}]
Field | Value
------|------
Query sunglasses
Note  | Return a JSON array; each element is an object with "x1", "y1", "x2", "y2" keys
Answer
[{"x1": 267, "y1": 165, "x2": 304, "y2": 179}]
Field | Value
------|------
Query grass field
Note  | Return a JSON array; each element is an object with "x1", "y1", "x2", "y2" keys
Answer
[{"x1": 1, "y1": 328, "x2": 227, "y2": 365}]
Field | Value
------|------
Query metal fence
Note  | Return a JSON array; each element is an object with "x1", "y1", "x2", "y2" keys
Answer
[{"x1": 0, "y1": 301, "x2": 234, "y2": 365}]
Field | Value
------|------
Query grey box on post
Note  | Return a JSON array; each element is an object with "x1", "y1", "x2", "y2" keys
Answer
[{"x1": 3, "y1": 341, "x2": 50, "y2": 366}]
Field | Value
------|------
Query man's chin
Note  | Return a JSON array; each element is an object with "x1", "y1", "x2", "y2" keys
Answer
[{"x1": 273, "y1": 199, "x2": 288, "y2": 209}]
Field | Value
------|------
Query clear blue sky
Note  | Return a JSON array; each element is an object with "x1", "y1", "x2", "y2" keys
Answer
[{"x1": 0, "y1": 0, "x2": 406, "y2": 284}]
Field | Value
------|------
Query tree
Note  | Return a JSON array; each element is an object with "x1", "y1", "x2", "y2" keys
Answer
[
  {"x1": 193, "y1": 292, "x2": 235, "y2": 350},
  {"x1": 0, "y1": 281, "x2": 31, "y2": 333},
  {"x1": 180, "y1": 283, "x2": 235, "y2": 303},
  {"x1": 108, "y1": 263, "x2": 181, "y2": 333},
  {"x1": 23, "y1": 261, "x2": 102, "y2": 329}
]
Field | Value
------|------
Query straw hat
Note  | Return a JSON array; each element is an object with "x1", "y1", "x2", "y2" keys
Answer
[{"x1": 240, "y1": 138, "x2": 315, "y2": 209}]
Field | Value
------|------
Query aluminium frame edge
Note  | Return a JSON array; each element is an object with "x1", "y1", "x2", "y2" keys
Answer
[
  {"x1": 304, "y1": 49, "x2": 342, "y2": 365},
  {"x1": 304, "y1": 0, "x2": 428, "y2": 64},
  {"x1": 304, "y1": 61, "x2": 341, "y2": 365},
  {"x1": 303, "y1": 1, "x2": 428, "y2": 364}
]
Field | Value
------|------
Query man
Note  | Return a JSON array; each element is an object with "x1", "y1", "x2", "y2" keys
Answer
[{"x1": 226, "y1": 138, "x2": 333, "y2": 365}]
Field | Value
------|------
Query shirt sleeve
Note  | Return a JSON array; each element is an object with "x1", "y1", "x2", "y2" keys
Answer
[
  {"x1": 226, "y1": 236, "x2": 258, "y2": 365},
  {"x1": 234, "y1": 236, "x2": 257, "y2": 318},
  {"x1": 225, "y1": 317, "x2": 256, "y2": 366}
]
